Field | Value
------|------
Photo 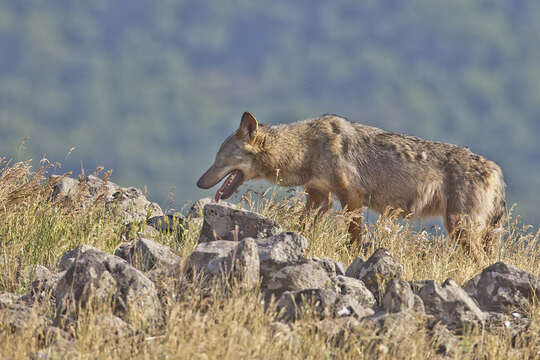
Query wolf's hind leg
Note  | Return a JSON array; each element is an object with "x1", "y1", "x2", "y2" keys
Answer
[{"x1": 445, "y1": 211, "x2": 484, "y2": 259}]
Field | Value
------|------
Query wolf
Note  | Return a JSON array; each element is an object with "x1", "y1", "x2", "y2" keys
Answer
[{"x1": 197, "y1": 112, "x2": 506, "y2": 253}]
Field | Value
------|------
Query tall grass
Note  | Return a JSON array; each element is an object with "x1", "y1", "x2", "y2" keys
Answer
[{"x1": 0, "y1": 160, "x2": 539, "y2": 359}]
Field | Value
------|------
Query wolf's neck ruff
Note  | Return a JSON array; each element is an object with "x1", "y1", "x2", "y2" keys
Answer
[{"x1": 249, "y1": 124, "x2": 314, "y2": 187}]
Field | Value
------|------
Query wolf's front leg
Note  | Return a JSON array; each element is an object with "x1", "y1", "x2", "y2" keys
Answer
[
  {"x1": 300, "y1": 187, "x2": 333, "y2": 231},
  {"x1": 305, "y1": 187, "x2": 333, "y2": 214},
  {"x1": 338, "y1": 192, "x2": 365, "y2": 246}
]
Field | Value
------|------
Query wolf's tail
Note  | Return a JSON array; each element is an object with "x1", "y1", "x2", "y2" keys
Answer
[
  {"x1": 488, "y1": 164, "x2": 507, "y2": 228},
  {"x1": 482, "y1": 165, "x2": 506, "y2": 253}
]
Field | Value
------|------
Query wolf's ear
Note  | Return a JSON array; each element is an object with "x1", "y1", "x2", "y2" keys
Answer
[{"x1": 238, "y1": 112, "x2": 258, "y2": 140}]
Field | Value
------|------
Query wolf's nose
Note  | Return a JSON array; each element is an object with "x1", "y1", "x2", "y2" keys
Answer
[
  {"x1": 196, "y1": 178, "x2": 204, "y2": 188},
  {"x1": 197, "y1": 175, "x2": 212, "y2": 189}
]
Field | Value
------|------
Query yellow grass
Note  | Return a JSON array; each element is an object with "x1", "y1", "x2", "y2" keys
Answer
[{"x1": 0, "y1": 160, "x2": 539, "y2": 359}]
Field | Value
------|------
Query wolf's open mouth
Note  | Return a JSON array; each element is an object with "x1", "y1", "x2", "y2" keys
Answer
[{"x1": 215, "y1": 169, "x2": 244, "y2": 202}]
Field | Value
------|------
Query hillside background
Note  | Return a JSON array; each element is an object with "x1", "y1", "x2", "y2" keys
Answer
[{"x1": 0, "y1": 1, "x2": 538, "y2": 225}]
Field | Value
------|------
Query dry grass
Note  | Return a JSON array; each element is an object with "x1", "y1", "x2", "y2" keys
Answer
[{"x1": 0, "y1": 160, "x2": 539, "y2": 359}]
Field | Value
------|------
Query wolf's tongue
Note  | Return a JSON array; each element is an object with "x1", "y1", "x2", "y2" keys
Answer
[{"x1": 214, "y1": 173, "x2": 233, "y2": 202}]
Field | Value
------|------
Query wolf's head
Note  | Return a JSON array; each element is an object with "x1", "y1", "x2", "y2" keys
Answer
[{"x1": 197, "y1": 112, "x2": 263, "y2": 201}]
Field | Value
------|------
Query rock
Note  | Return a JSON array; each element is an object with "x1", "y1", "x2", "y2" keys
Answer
[
  {"x1": 229, "y1": 237, "x2": 260, "y2": 289},
  {"x1": 316, "y1": 317, "x2": 361, "y2": 338},
  {"x1": 382, "y1": 279, "x2": 416, "y2": 313},
  {"x1": 277, "y1": 288, "x2": 338, "y2": 321},
  {"x1": 311, "y1": 257, "x2": 346, "y2": 276},
  {"x1": 277, "y1": 288, "x2": 374, "y2": 322},
  {"x1": 351, "y1": 248, "x2": 403, "y2": 301},
  {"x1": 485, "y1": 311, "x2": 530, "y2": 338},
  {"x1": 187, "y1": 198, "x2": 218, "y2": 218},
  {"x1": 186, "y1": 240, "x2": 238, "y2": 273},
  {"x1": 146, "y1": 214, "x2": 187, "y2": 242},
  {"x1": 0, "y1": 293, "x2": 27, "y2": 308},
  {"x1": 114, "y1": 238, "x2": 181, "y2": 271},
  {"x1": 113, "y1": 242, "x2": 134, "y2": 264},
  {"x1": 198, "y1": 203, "x2": 282, "y2": 243},
  {"x1": 207, "y1": 238, "x2": 260, "y2": 289},
  {"x1": 416, "y1": 279, "x2": 486, "y2": 331},
  {"x1": 430, "y1": 322, "x2": 460, "y2": 357},
  {"x1": 31, "y1": 271, "x2": 66, "y2": 302},
  {"x1": 190, "y1": 231, "x2": 307, "y2": 288},
  {"x1": 463, "y1": 262, "x2": 540, "y2": 314},
  {"x1": 333, "y1": 296, "x2": 375, "y2": 319},
  {"x1": 265, "y1": 260, "x2": 332, "y2": 297},
  {"x1": 50, "y1": 176, "x2": 79, "y2": 200},
  {"x1": 26, "y1": 264, "x2": 53, "y2": 282},
  {"x1": 97, "y1": 315, "x2": 136, "y2": 338},
  {"x1": 363, "y1": 310, "x2": 424, "y2": 338},
  {"x1": 331, "y1": 275, "x2": 376, "y2": 308},
  {"x1": 0, "y1": 302, "x2": 45, "y2": 333},
  {"x1": 255, "y1": 232, "x2": 308, "y2": 280},
  {"x1": 57, "y1": 244, "x2": 99, "y2": 272},
  {"x1": 51, "y1": 175, "x2": 162, "y2": 222},
  {"x1": 55, "y1": 248, "x2": 161, "y2": 327},
  {"x1": 345, "y1": 257, "x2": 365, "y2": 278},
  {"x1": 26, "y1": 265, "x2": 63, "y2": 301},
  {"x1": 39, "y1": 326, "x2": 72, "y2": 349},
  {"x1": 33, "y1": 341, "x2": 78, "y2": 360}
]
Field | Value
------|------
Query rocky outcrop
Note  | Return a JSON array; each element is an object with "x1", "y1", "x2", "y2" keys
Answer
[
  {"x1": 114, "y1": 237, "x2": 181, "y2": 271},
  {"x1": 415, "y1": 279, "x2": 487, "y2": 331},
  {"x1": 198, "y1": 203, "x2": 282, "y2": 243},
  {"x1": 255, "y1": 232, "x2": 308, "y2": 280},
  {"x1": 330, "y1": 275, "x2": 376, "y2": 308},
  {"x1": 51, "y1": 175, "x2": 162, "y2": 222},
  {"x1": 57, "y1": 244, "x2": 99, "y2": 272},
  {"x1": 463, "y1": 262, "x2": 540, "y2": 314},
  {"x1": 382, "y1": 279, "x2": 416, "y2": 313},
  {"x1": 187, "y1": 240, "x2": 239, "y2": 273},
  {"x1": 346, "y1": 248, "x2": 403, "y2": 302},
  {"x1": 5, "y1": 195, "x2": 540, "y2": 357},
  {"x1": 187, "y1": 237, "x2": 260, "y2": 289},
  {"x1": 0, "y1": 295, "x2": 44, "y2": 333},
  {"x1": 265, "y1": 260, "x2": 332, "y2": 297},
  {"x1": 206, "y1": 237, "x2": 260, "y2": 289},
  {"x1": 311, "y1": 257, "x2": 346, "y2": 277},
  {"x1": 54, "y1": 248, "x2": 161, "y2": 327}
]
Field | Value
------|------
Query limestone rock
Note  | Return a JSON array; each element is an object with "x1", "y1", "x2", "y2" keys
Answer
[
  {"x1": 311, "y1": 257, "x2": 346, "y2": 276},
  {"x1": 199, "y1": 203, "x2": 281, "y2": 243},
  {"x1": 463, "y1": 262, "x2": 540, "y2": 314},
  {"x1": 416, "y1": 279, "x2": 486, "y2": 331},
  {"x1": 345, "y1": 257, "x2": 365, "y2": 278},
  {"x1": 255, "y1": 232, "x2": 308, "y2": 280},
  {"x1": 51, "y1": 175, "x2": 162, "y2": 222},
  {"x1": 55, "y1": 248, "x2": 161, "y2": 327},
  {"x1": 114, "y1": 238, "x2": 181, "y2": 271},
  {"x1": 382, "y1": 279, "x2": 417, "y2": 313},
  {"x1": 351, "y1": 248, "x2": 403, "y2": 301},
  {"x1": 265, "y1": 260, "x2": 332, "y2": 297},
  {"x1": 331, "y1": 275, "x2": 376, "y2": 308}
]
